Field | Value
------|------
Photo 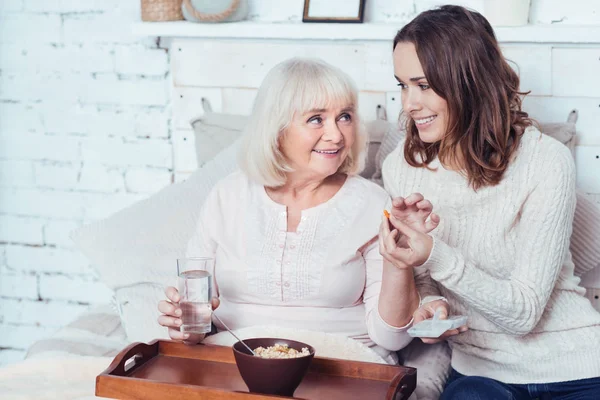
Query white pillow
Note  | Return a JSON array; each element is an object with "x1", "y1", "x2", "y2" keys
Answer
[
  {"x1": 71, "y1": 139, "x2": 240, "y2": 291},
  {"x1": 71, "y1": 140, "x2": 240, "y2": 342}
]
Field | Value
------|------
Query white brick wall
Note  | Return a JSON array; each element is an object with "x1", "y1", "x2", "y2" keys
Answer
[
  {"x1": 1, "y1": 0, "x2": 599, "y2": 366},
  {"x1": 0, "y1": 0, "x2": 171, "y2": 364}
]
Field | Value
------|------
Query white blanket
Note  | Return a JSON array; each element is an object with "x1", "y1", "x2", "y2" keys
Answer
[{"x1": 0, "y1": 355, "x2": 112, "y2": 400}]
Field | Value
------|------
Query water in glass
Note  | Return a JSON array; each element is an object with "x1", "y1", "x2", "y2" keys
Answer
[{"x1": 178, "y1": 269, "x2": 212, "y2": 334}]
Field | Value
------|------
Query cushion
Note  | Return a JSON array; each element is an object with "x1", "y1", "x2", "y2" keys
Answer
[
  {"x1": 190, "y1": 112, "x2": 246, "y2": 167},
  {"x1": 572, "y1": 192, "x2": 600, "y2": 278},
  {"x1": 71, "y1": 138, "x2": 241, "y2": 292},
  {"x1": 362, "y1": 118, "x2": 391, "y2": 179},
  {"x1": 398, "y1": 340, "x2": 451, "y2": 400},
  {"x1": 371, "y1": 122, "x2": 405, "y2": 185}
]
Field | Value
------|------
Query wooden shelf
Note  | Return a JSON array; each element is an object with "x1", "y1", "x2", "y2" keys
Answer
[{"x1": 132, "y1": 21, "x2": 600, "y2": 44}]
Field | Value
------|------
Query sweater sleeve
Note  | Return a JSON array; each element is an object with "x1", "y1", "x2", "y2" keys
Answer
[
  {"x1": 363, "y1": 238, "x2": 414, "y2": 351},
  {"x1": 420, "y1": 148, "x2": 577, "y2": 335}
]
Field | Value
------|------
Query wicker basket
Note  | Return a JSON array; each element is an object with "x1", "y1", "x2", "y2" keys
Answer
[{"x1": 141, "y1": 0, "x2": 183, "y2": 22}]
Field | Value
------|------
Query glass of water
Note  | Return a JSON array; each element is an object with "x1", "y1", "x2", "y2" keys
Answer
[{"x1": 177, "y1": 257, "x2": 214, "y2": 335}]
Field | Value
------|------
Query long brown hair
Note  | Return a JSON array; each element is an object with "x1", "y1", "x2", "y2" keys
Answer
[{"x1": 393, "y1": 5, "x2": 533, "y2": 190}]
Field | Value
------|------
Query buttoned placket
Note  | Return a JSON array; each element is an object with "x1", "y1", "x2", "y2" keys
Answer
[
  {"x1": 274, "y1": 211, "x2": 287, "y2": 296},
  {"x1": 280, "y1": 216, "x2": 306, "y2": 301}
]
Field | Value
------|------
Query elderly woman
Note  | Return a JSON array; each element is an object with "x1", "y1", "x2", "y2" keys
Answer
[{"x1": 157, "y1": 57, "x2": 453, "y2": 364}]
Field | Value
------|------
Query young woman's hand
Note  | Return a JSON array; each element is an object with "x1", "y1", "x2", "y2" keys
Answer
[
  {"x1": 413, "y1": 299, "x2": 468, "y2": 344},
  {"x1": 390, "y1": 193, "x2": 439, "y2": 246},
  {"x1": 157, "y1": 286, "x2": 220, "y2": 345}
]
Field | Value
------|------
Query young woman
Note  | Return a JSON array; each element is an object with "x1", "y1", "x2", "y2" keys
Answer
[{"x1": 380, "y1": 5, "x2": 600, "y2": 399}]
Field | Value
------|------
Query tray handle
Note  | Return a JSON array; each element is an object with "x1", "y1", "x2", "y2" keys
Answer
[
  {"x1": 101, "y1": 341, "x2": 160, "y2": 377},
  {"x1": 387, "y1": 368, "x2": 417, "y2": 400}
]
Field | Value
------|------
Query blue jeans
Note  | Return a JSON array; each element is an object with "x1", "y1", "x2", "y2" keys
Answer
[{"x1": 441, "y1": 369, "x2": 600, "y2": 400}]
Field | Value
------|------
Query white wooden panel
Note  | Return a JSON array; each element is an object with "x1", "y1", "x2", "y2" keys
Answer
[
  {"x1": 552, "y1": 48, "x2": 600, "y2": 97},
  {"x1": 135, "y1": 23, "x2": 600, "y2": 45},
  {"x1": 416, "y1": 0, "x2": 484, "y2": 14},
  {"x1": 172, "y1": 129, "x2": 197, "y2": 172},
  {"x1": 364, "y1": 43, "x2": 397, "y2": 91},
  {"x1": 530, "y1": 0, "x2": 600, "y2": 25},
  {"x1": 313, "y1": 47, "x2": 366, "y2": 89},
  {"x1": 246, "y1": 0, "x2": 304, "y2": 22},
  {"x1": 174, "y1": 172, "x2": 193, "y2": 183},
  {"x1": 171, "y1": 39, "x2": 366, "y2": 89},
  {"x1": 358, "y1": 91, "x2": 386, "y2": 122},
  {"x1": 574, "y1": 146, "x2": 600, "y2": 193},
  {"x1": 172, "y1": 87, "x2": 222, "y2": 130},
  {"x1": 385, "y1": 91, "x2": 403, "y2": 124},
  {"x1": 522, "y1": 96, "x2": 600, "y2": 145},
  {"x1": 172, "y1": 39, "x2": 290, "y2": 88},
  {"x1": 222, "y1": 88, "x2": 257, "y2": 116},
  {"x1": 365, "y1": 0, "x2": 418, "y2": 22},
  {"x1": 502, "y1": 46, "x2": 552, "y2": 96}
]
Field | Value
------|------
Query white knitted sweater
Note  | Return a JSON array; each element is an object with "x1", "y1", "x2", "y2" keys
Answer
[{"x1": 383, "y1": 127, "x2": 600, "y2": 384}]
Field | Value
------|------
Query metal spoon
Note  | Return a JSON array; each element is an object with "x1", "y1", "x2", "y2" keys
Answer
[{"x1": 212, "y1": 313, "x2": 256, "y2": 356}]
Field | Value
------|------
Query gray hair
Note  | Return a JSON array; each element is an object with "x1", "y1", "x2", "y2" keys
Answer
[{"x1": 238, "y1": 57, "x2": 366, "y2": 187}]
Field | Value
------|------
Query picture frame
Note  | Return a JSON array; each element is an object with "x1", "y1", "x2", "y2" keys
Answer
[{"x1": 302, "y1": 0, "x2": 366, "y2": 23}]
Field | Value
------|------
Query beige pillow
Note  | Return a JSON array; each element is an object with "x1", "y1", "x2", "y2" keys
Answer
[
  {"x1": 190, "y1": 112, "x2": 246, "y2": 167},
  {"x1": 361, "y1": 119, "x2": 391, "y2": 179},
  {"x1": 371, "y1": 122, "x2": 405, "y2": 185}
]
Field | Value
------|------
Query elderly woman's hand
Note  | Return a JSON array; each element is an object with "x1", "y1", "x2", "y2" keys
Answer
[
  {"x1": 413, "y1": 299, "x2": 468, "y2": 344},
  {"x1": 157, "y1": 286, "x2": 220, "y2": 345},
  {"x1": 379, "y1": 192, "x2": 438, "y2": 269}
]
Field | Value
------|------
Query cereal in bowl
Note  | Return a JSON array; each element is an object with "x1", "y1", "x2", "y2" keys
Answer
[{"x1": 253, "y1": 343, "x2": 311, "y2": 359}]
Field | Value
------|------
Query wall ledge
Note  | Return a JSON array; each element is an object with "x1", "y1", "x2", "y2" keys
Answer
[{"x1": 132, "y1": 21, "x2": 600, "y2": 44}]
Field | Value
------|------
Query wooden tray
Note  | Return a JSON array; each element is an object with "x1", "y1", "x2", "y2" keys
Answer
[{"x1": 96, "y1": 340, "x2": 416, "y2": 399}]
